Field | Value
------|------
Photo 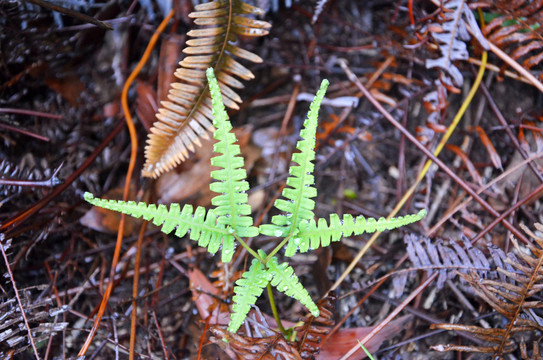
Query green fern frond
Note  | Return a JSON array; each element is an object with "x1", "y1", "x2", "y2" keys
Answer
[
  {"x1": 228, "y1": 258, "x2": 272, "y2": 333},
  {"x1": 266, "y1": 256, "x2": 319, "y2": 317},
  {"x1": 206, "y1": 68, "x2": 258, "y2": 239},
  {"x1": 260, "y1": 79, "x2": 329, "y2": 241},
  {"x1": 293, "y1": 209, "x2": 428, "y2": 255},
  {"x1": 83, "y1": 192, "x2": 235, "y2": 262}
]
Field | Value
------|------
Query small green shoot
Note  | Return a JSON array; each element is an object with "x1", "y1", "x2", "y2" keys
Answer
[{"x1": 357, "y1": 340, "x2": 376, "y2": 360}]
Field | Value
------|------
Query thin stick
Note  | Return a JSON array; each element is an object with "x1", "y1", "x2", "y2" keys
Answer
[
  {"x1": 338, "y1": 275, "x2": 436, "y2": 360},
  {"x1": 129, "y1": 221, "x2": 148, "y2": 360},
  {"x1": 0, "y1": 107, "x2": 62, "y2": 119},
  {"x1": 77, "y1": 10, "x2": 174, "y2": 356},
  {"x1": 0, "y1": 120, "x2": 124, "y2": 232},
  {"x1": 0, "y1": 236, "x2": 41, "y2": 359},
  {"x1": 0, "y1": 162, "x2": 63, "y2": 188},
  {"x1": 22, "y1": 0, "x2": 113, "y2": 30},
  {"x1": 0, "y1": 122, "x2": 50, "y2": 142}
]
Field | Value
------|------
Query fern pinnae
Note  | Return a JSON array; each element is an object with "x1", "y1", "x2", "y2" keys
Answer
[
  {"x1": 228, "y1": 258, "x2": 272, "y2": 333},
  {"x1": 207, "y1": 69, "x2": 258, "y2": 244},
  {"x1": 260, "y1": 79, "x2": 329, "y2": 251},
  {"x1": 143, "y1": 0, "x2": 271, "y2": 178},
  {"x1": 266, "y1": 256, "x2": 319, "y2": 317},
  {"x1": 296, "y1": 210, "x2": 427, "y2": 254},
  {"x1": 83, "y1": 192, "x2": 231, "y2": 257}
]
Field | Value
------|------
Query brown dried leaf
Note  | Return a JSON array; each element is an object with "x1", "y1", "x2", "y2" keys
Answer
[
  {"x1": 471, "y1": 125, "x2": 503, "y2": 169},
  {"x1": 446, "y1": 144, "x2": 483, "y2": 187},
  {"x1": 319, "y1": 315, "x2": 413, "y2": 359}
]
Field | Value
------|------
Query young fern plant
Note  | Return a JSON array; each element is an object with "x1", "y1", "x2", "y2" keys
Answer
[{"x1": 84, "y1": 68, "x2": 426, "y2": 333}]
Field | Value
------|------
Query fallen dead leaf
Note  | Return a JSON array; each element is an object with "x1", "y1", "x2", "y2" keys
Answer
[{"x1": 318, "y1": 315, "x2": 413, "y2": 359}]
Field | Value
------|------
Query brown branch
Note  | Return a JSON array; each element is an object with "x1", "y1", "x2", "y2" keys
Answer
[
  {"x1": 0, "y1": 234, "x2": 41, "y2": 359},
  {"x1": 337, "y1": 58, "x2": 529, "y2": 244},
  {"x1": 22, "y1": 0, "x2": 113, "y2": 30},
  {"x1": 0, "y1": 119, "x2": 125, "y2": 233}
]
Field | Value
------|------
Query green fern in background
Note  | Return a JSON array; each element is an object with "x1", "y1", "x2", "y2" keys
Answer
[{"x1": 84, "y1": 68, "x2": 426, "y2": 333}]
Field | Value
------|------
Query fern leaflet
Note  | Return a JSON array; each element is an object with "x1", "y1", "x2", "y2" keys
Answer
[
  {"x1": 207, "y1": 68, "x2": 258, "y2": 239},
  {"x1": 228, "y1": 258, "x2": 272, "y2": 333},
  {"x1": 260, "y1": 79, "x2": 329, "y2": 243},
  {"x1": 266, "y1": 255, "x2": 319, "y2": 317},
  {"x1": 83, "y1": 192, "x2": 234, "y2": 261},
  {"x1": 292, "y1": 210, "x2": 428, "y2": 256}
]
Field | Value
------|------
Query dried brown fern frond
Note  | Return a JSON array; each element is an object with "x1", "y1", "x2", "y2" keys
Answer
[
  {"x1": 209, "y1": 307, "x2": 302, "y2": 360},
  {"x1": 295, "y1": 296, "x2": 335, "y2": 359},
  {"x1": 143, "y1": 0, "x2": 271, "y2": 178},
  {"x1": 482, "y1": 0, "x2": 543, "y2": 81},
  {"x1": 431, "y1": 223, "x2": 543, "y2": 358},
  {"x1": 395, "y1": 234, "x2": 498, "y2": 295},
  {"x1": 0, "y1": 260, "x2": 69, "y2": 358},
  {"x1": 424, "y1": 0, "x2": 488, "y2": 87}
]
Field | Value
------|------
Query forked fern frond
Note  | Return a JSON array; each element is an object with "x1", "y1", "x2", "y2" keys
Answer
[
  {"x1": 228, "y1": 258, "x2": 272, "y2": 333},
  {"x1": 291, "y1": 210, "x2": 427, "y2": 257},
  {"x1": 207, "y1": 68, "x2": 258, "y2": 238},
  {"x1": 143, "y1": 0, "x2": 271, "y2": 178},
  {"x1": 260, "y1": 79, "x2": 329, "y2": 241},
  {"x1": 83, "y1": 69, "x2": 426, "y2": 335},
  {"x1": 266, "y1": 255, "x2": 319, "y2": 317},
  {"x1": 83, "y1": 192, "x2": 235, "y2": 261}
]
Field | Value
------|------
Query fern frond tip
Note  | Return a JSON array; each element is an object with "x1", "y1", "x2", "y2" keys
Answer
[
  {"x1": 83, "y1": 192, "x2": 95, "y2": 202},
  {"x1": 417, "y1": 209, "x2": 427, "y2": 220}
]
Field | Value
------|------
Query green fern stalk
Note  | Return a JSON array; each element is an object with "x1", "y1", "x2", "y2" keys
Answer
[{"x1": 83, "y1": 68, "x2": 426, "y2": 335}]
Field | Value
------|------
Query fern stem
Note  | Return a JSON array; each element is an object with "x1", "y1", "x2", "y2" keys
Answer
[
  {"x1": 265, "y1": 233, "x2": 294, "y2": 262},
  {"x1": 233, "y1": 233, "x2": 263, "y2": 262},
  {"x1": 266, "y1": 283, "x2": 287, "y2": 335}
]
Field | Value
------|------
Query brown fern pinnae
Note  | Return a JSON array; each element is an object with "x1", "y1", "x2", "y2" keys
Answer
[
  {"x1": 431, "y1": 223, "x2": 543, "y2": 358},
  {"x1": 482, "y1": 0, "x2": 543, "y2": 80},
  {"x1": 142, "y1": 0, "x2": 271, "y2": 178},
  {"x1": 296, "y1": 296, "x2": 335, "y2": 359}
]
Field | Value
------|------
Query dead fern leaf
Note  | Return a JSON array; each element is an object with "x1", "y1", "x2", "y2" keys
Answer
[
  {"x1": 431, "y1": 223, "x2": 543, "y2": 358},
  {"x1": 425, "y1": 0, "x2": 488, "y2": 87},
  {"x1": 295, "y1": 296, "x2": 335, "y2": 359},
  {"x1": 399, "y1": 234, "x2": 495, "y2": 292},
  {"x1": 482, "y1": 0, "x2": 543, "y2": 81},
  {"x1": 0, "y1": 281, "x2": 69, "y2": 357},
  {"x1": 143, "y1": 0, "x2": 271, "y2": 178},
  {"x1": 209, "y1": 307, "x2": 302, "y2": 360}
]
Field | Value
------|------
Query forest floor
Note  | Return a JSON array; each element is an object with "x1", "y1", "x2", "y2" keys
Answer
[{"x1": 2, "y1": 0, "x2": 543, "y2": 359}]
